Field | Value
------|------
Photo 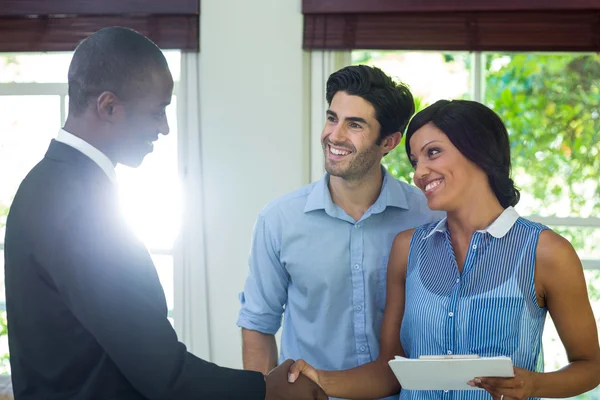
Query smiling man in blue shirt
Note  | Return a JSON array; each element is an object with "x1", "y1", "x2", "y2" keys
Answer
[{"x1": 237, "y1": 65, "x2": 442, "y2": 400}]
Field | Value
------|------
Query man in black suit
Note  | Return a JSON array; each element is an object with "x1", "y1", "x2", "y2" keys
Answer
[{"x1": 4, "y1": 27, "x2": 326, "y2": 400}]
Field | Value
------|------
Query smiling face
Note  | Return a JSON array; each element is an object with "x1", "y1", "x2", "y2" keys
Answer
[
  {"x1": 102, "y1": 68, "x2": 174, "y2": 167},
  {"x1": 321, "y1": 91, "x2": 399, "y2": 181},
  {"x1": 409, "y1": 122, "x2": 489, "y2": 211}
]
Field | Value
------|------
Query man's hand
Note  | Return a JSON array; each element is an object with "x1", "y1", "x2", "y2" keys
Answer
[{"x1": 265, "y1": 359, "x2": 328, "y2": 400}]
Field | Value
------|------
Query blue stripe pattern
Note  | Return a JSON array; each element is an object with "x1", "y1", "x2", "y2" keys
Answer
[{"x1": 399, "y1": 216, "x2": 548, "y2": 400}]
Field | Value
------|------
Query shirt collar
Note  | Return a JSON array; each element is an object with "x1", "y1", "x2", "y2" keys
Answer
[
  {"x1": 55, "y1": 129, "x2": 117, "y2": 184},
  {"x1": 422, "y1": 218, "x2": 448, "y2": 239},
  {"x1": 303, "y1": 166, "x2": 409, "y2": 214},
  {"x1": 486, "y1": 206, "x2": 520, "y2": 238},
  {"x1": 303, "y1": 173, "x2": 330, "y2": 213},
  {"x1": 423, "y1": 206, "x2": 520, "y2": 240},
  {"x1": 378, "y1": 167, "x2": 409, "y2": 210}
]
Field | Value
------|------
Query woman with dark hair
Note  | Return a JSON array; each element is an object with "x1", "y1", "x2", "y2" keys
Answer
[{"x1": 288, "y1": 100, "x2": 600, "y2": 400}]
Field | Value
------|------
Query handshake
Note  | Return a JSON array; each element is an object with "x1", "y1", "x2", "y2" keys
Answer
[{"x1": 265, "y1": 359, "x2": 327, "y2": 400}]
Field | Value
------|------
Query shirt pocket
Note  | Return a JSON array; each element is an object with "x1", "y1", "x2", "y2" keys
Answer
[
  {"x1": 468, "y1": 296, "x2": 524, "y2": 357},
  {"x1": 376, "y1": 255, "x2": 389, "y2": 312}
]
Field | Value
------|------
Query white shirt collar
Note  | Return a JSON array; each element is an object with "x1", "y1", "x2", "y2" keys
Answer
[
  {"x1": 55, "y1": 129, "x2": 117, "y2": 184},
  {"x1": 423, "y1": 206, "x2": 520, "y2": 240}
]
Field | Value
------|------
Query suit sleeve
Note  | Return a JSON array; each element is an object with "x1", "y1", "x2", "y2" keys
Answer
[{"x1": 43, "y1": 200, "x2": 265, "y2": 400}]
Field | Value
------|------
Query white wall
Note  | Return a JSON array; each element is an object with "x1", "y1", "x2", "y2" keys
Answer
[{"x1": 199, "y1": 0, "x2": 308, "y2": 368}]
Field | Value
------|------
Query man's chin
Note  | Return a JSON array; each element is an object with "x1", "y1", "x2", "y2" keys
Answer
[
  {"x1": 324, "y1": 164, "x2": 349, "y2": 179},
  {"x1": 119, "y1": 153, "x2": 148, "y2": 169},
  {"x1": 324, "y1": 164, "x2": 337, "y2": 175}
]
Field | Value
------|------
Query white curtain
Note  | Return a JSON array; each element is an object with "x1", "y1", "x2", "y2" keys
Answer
[{"x1": 173, "y1": 51, "x2": 212, "y2": 360}]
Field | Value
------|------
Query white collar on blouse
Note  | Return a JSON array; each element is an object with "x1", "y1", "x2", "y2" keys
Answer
[{"x1": 423, "y1": 206, "x2": 520, "y2": 240}]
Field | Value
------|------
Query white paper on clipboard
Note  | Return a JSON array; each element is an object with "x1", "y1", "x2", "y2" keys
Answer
[{"x1": 388, "y1": 355, "x2": 514, "y2": 391}]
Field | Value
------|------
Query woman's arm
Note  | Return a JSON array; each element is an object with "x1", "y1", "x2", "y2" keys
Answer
[
  {"x1": 532, "y1": 230, "x2": 600, "y2": 397},
  {"x1": 289, "y1": 229, "x2": 415, "y2": 399},
  {"x1": 478, "y1": 230, "x2": 600, "y2": 399}
]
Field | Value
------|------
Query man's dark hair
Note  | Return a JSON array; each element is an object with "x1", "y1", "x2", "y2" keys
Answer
[
  {"x1": 405, "y1": 99, "x2": 520, "y2": 208},
  {"x1": 67, "y1": 26, "x2": 169, "y2": 116},
  {"x1": 326, "y1": 65, "x2": 414, "y2": 143}
]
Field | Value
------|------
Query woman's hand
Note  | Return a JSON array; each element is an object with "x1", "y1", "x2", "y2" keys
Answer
[
  {"x1": 468, "y1": 367, "x2": 538, "y2": 400},
  {"x1": 288, "y1": 359, "x2": 322, "y2": 388}
]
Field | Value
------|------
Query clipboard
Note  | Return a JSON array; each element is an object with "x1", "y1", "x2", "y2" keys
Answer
[{"x1": 388, "y1": 355, "x2": 514, "y2": 391}]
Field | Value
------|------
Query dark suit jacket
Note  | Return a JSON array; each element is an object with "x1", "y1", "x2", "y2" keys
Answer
[{"x1": 4, "y1": 140, "x2": 265, "y2": 399}]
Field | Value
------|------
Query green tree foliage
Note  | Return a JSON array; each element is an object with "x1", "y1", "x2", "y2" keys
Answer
[
  {"x1": 0, "y1": 203, "x2": 7, "y2": 228},
  {"x1": 0, "y1": 313, "x2": 8, "y2": 374},
  {"x1": 485, "y1": 54, "x2": 600, "y2": 274},
  {"x1": 485, "y1": 54, "x2": 600, "y2": 217}
]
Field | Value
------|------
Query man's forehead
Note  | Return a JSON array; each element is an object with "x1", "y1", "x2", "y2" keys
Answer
[
  {"x1": 329, "y1": 93, "x2": 376, "y2": 120},
  {"x1": 141, "y1": 68, "x2": 173, "y2": 98},
  {"x1": 147, "y1": 67, "x2": 173, "y2": 86}
]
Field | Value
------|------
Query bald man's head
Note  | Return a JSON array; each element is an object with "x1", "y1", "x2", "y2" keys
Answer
[
  {"x1": 65, "y1": 27, "x2": 173, "y2": 168},
  {"x1": 68, "y1": 27, "x2": 170, "y2": 116}
]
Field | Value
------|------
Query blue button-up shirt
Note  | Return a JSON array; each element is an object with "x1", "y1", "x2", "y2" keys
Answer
[{"x1": 237, "y1": 167, "x2": 442, "y2": 399}]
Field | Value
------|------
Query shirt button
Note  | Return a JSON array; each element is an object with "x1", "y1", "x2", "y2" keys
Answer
[
  {"x1": 472, "y1": 244, "x2": 477, "y2": 250},
  {"x1": 359, "y1": 345, "x2": 366, "y2": 352},
  {"x1": 448, "y1": 312, "x2": 454, "y2": 317},
  {"x1": 447, "y1": 350, "x2": 452, "y2": 355},
  {"x1": 353, "y1": 264, "x2": 360, "y2": 270},
  {"x1": 356, "y1": 305, "x2": 363, "y2": 311},
  {"x1": 444, "y1": 390, "x2": 449, "y2": 393},
  {"x1": 456, "y1": 278, "x2": 460, "y2": 284}
]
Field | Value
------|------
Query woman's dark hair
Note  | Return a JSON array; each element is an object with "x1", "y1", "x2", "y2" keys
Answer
[
  {"x1": 405, "y1": 99, "x2": 520, "y2": 208},
  {"x1": 326, "y1": 65, "x2": 414, "y2": 143}
]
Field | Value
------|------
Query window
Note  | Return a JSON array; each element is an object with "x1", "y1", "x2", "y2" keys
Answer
[
  {"x1": 353, "y1": 50, "x2": 600, "y2": 399},
  {"x1": 0, "y1": 51, "x2": 182, "y2": 374}
]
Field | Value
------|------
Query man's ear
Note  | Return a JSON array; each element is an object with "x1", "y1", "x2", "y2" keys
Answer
[
  {"x1": 382, "y1": 131, "x2": 402, "y2": 154},
  {"x1": 96, "y1": 91, "x2": 123, "y2": 121}
]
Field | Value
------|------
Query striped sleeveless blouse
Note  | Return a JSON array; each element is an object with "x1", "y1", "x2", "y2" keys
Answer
[{"x1": 399, "y1": 207, "x2": 548, "y2": 400}]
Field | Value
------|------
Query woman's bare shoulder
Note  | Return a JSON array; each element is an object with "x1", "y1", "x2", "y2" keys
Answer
[{"x1": 388, "y1": 228, "x2": 417, "y2": 276}]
